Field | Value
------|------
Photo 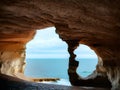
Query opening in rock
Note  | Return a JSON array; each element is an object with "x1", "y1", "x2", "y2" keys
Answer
[
  {"x1": 25, "y1": 27, "x2": 70, "y2": 85},
  {"x1": 24, "y1": 27, "x2": 98, "y2": 85},
  {"x1": 74, "y1": 44, "x2": 98, "y2": 78}
]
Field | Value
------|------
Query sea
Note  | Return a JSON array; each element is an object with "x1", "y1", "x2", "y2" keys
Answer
[{"x1": 24, "y1": 58, "x2": 97, "y2": 86}]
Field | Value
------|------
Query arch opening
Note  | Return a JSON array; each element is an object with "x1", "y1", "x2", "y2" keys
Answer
[
  {"x1": 74, "y1": 44, "x2": 98, "y2": 78},
  {"x1": 25, "y1": 27, "x2": 70, "y2": 85},
  {"x1": 24, "y1": 27, "x2": 98, "y2": 86}
]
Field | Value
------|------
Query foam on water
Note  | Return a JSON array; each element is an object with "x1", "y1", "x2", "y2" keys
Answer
[{"x1": 40, "y1": 79, "x2": 71, "y2": 86}]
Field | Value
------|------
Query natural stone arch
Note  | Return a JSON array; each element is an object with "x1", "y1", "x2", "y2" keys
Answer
[
  {"x1": 0, "y1": 0, "x2": 120, "y2": 90},
  {"x1": 25, "y1": 27, "x2": 69, "y2": 82},
  {"x1": 65, "y1": 40, "x2": 111, "y2": 88}
]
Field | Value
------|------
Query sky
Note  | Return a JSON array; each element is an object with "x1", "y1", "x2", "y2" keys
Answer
[{"x1": 26, "y1": 27, "x2": 97, "y2": 59}]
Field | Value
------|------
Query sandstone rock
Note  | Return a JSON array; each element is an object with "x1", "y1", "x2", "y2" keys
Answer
[{"x1": 0, "y1": 0, "x2": 120, "y2": 89}]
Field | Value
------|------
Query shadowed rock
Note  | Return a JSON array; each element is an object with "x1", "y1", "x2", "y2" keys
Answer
[{"x1": 0, "y1": 0, "x2": 120, "y2": 89}]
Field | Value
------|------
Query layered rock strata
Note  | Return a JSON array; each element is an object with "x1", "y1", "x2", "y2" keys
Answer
[
  {"x1": 0, "y1": 30, "x2": 35, "y2": 78},
  {"x1": 0, "y1": 0, "x2": 120, "y2": 90}
]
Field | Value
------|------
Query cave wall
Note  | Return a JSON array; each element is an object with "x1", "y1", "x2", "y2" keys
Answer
[
  {"x1": 0, "y1": 30, "x2": 36, "y2": 76},
  {"x1": 0, "y1": 0, "x2": 120, "y2": 89},
  {"x1": 0, "y1": 44, "x2": 25, "y2": 76}
]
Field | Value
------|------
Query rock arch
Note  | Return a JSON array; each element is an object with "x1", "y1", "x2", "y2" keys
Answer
[
  {"x1": 65, "y1": 40, "x2": 111, "y2": 88},
  {"x1": 0, "y1": 0, "x2": 120, "y2": 89},
  {"x1": 74, "y1": 44, "x2": 98, "y2": 77}
]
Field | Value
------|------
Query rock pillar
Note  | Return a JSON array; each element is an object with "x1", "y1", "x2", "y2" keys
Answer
[{"x1": 65, "y1": 40, "x2": 80, "y2": 85}]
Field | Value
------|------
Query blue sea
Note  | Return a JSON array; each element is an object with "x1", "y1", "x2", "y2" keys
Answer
[{"x1": 25, "y1": 58, "x2": 97, "y2": 86}]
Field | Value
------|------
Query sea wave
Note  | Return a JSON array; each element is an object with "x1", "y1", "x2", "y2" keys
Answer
[{"x1": 40, "y1": 79, "x2": 71, "y2": 86}]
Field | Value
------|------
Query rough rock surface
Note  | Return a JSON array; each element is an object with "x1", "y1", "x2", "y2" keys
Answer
[
  {"x1": 0, "y1": 0, "x2": 120, "y2": 90},
  {"x1": 0, "y1": 74, "x2": 110, "y2": 90}
]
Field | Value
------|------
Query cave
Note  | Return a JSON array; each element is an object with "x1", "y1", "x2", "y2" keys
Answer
[
  {"x1": 24, "y1": 28, "x2": 98, "y2": 86},
  {"x1": 0, "y1": 0, "x2": 120, "y2": 90}
]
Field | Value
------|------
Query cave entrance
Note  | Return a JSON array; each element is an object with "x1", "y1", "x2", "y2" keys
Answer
[
  {"x1": 74, "y1": 44, "x2": 98, "y2": 77},
  {"x1": 24, "y1": 27, "x2": 98, "y2": 85},
  {"x1": 25, "y1": 27, "x2": 70, "y2": 85}
]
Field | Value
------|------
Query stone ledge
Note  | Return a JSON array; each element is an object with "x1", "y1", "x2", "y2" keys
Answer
[{"x1": 0, "y1": 74, "x2": 110, "y2": 90}]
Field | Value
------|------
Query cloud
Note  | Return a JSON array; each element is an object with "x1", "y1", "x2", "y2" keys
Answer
[
  {"x1": 27, "y1": 27, "x2": 67, "y2": 50},
  {"x1": 26, "y1": 27, "x2": 97, "y2": 59}
]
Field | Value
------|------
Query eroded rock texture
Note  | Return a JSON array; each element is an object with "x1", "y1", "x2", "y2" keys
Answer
[
  {"x1": 0, "y1": 0, "x2": 120, "y2": 90},
  {"x1": 0, "y1": 30, "x2": 35, "y2": 77}
]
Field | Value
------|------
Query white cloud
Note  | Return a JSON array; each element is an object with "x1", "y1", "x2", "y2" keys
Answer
[
  {"x1": 27, "y1": 27, "x2": 67, "y2": 50},
  {"x1": 26, "y1": 27, "x2": 97, "y2": 59}
]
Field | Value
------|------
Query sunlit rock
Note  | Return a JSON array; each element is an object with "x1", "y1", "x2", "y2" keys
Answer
[
  {"x1": 0, "y1": 50, "x2": 25, "y2": 76},
  {"x1": 0, "y1": 30, "x2": 35, "y2": 79}
]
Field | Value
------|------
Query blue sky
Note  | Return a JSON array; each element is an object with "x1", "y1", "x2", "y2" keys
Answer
[{"x1": 26, "y1": 27, "x2": 97, "y2": 59}]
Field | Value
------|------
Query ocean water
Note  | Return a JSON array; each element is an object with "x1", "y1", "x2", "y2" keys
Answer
[{"x1": 25, "y1": 58, "x2": 97, "y2": 85}]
